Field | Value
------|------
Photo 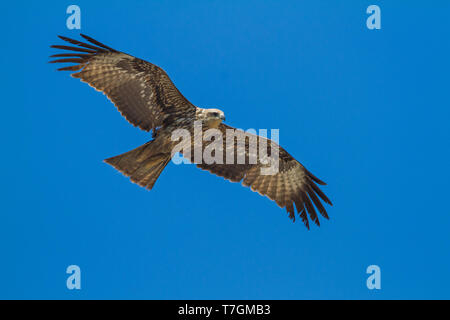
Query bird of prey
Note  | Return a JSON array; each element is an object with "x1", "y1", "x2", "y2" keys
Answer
[{"x1": 50, "y1": 34, "x2": 332, "y2": 229}]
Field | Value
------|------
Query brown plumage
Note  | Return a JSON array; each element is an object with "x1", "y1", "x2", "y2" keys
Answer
[{"x1": 50, "y1": 34, "x2": 333, "y2": 229}]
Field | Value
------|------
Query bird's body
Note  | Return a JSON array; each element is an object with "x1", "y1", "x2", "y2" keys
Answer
[{"x1": 50, "y1": 34, "x2": 332, "y2": 229}]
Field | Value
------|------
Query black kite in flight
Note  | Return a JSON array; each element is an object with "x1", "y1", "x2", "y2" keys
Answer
[{"x1": 50, "y1": 34, "x2": 332, "y2": 229}]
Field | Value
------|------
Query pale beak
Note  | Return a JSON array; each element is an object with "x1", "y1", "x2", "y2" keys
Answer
[{"x1": 220, "y1": 114, "x2": 226, "y2": 121}]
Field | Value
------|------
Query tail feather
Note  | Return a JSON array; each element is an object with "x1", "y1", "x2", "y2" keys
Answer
[{"x1": 104, "y1": 141, "x2": 170, "y2": 190}]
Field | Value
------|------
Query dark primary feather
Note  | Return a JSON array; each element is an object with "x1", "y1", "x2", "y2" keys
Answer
[
  {"x1": 49, "y1": 34, "x2": 196, "y2": 132},
  {"x1": 195, "y1": 124, "x2": 333, "y2": 229},
  {"x1": 50, "y1": 53, "x2": 90, "y2": 58},
  {"x1": 80, "y1": 34, "x2": 119, "y2": 52},
  {"x1": 57, "y1": 35, "x2": 108, "y2": 52},
  {"x1": 50, "y1": 45, "x2": 97, "y2": 54}
]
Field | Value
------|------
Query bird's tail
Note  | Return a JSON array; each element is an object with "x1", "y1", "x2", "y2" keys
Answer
[{"x1": 104, "y1": 141, "x2": 170, "y2": 190}]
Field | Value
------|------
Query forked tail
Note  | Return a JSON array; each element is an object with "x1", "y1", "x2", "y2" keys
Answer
[{"x1": 104, "y1": 141, "x2": 170, "y2": 190}]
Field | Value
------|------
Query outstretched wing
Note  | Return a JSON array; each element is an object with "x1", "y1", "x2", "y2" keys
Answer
[
  {"x1": 195, "y1": 124, "x2": 333, "y2": 229},
  {"x1": 49, "y1": 34, "x2": 196, "y2": 132}
]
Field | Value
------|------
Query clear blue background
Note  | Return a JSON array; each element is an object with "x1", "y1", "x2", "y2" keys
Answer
[{"x1": 2, "y1": 1, "x2": 449, "y2": 299}]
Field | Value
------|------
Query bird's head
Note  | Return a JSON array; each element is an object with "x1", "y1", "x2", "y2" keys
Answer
[{"x1": 198, "y1": 108, "x2": 226, "y2": 128}]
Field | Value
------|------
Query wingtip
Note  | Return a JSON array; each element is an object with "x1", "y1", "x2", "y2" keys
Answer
[
  {"x1": 305, "y1": 169, "x2": 327, "y2": 185},
  {"x1": 57, "y1": 35, "x2": 69, "y2": 42},
  {"x1": 304, "y1": 219, "x2": 310, "y2": 230}
]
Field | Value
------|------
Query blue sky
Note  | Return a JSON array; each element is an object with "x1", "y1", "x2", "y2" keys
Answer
[{"x1": 1, "y1": 1, "x2": 449, "y2": 299}]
